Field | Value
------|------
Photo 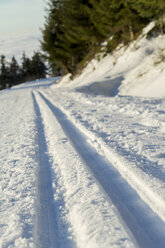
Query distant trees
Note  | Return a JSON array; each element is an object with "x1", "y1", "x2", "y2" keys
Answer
[
  {"x1": 42, "y1": 0, "x2": 165, "y2": 76},
  {"x1": 0, "y1": 52, "x2": 47, "y2": 90},
  {"x1": 9, "y1": 56, "x2": 20, "y2": 87},
  {"x1": 0, "y1": 55, "x2": 9, "y2": 90}
]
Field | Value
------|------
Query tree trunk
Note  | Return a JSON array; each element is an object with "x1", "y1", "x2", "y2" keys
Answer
[{"x1": 129, "y1": 24, "x2": 134, "y2": 40}]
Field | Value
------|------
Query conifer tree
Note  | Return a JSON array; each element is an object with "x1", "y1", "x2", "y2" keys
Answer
[
  {"x1": 42, "y1": 0, "x2": 67, "y2": 73},
  {"x1": 0, "y1": 55, "x2": 9, "y2": 89},
  {"x1": 21, "y1": 52, "x2": 33, "y2": 81},
  {"x1": 30, "y1": 52, "x2": 47, "y2": 79},
  {"x1": 9, "y1": 56, "x2": 20, "y2": 86},
  {"x1": 133, "y1": 0, "x2": 165, "y2": 34},
  {"x1": 41, "y1": 0, "x2": 159, "y2": 77}
]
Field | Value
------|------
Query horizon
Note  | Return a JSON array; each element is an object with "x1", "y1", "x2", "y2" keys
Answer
[{"x1": 0, "y1": 0, "x2": 46, "y2": 61}]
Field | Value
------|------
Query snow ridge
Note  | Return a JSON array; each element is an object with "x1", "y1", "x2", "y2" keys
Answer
[
  {"x1": 1, "y1": 36, "x2": 165, "y2": 247},
  {"x1": 33, "y1": 90, "x2": 134, "y2": 248},
  {"x1": 38, "y1": 91, "x2": 165, "y2": 248},
  {"x1": 32, "y1": 93, "x2": 58, "y2": 248}
]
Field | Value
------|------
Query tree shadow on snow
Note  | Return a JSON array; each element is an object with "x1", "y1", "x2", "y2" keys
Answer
[{"x1": 76, "y1": 76, "x2": 124, "y2": 97}]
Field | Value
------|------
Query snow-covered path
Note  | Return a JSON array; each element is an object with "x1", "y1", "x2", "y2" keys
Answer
[
  {"x1": 32, "y1": 90, "x2": 134, "y2": 248},
  {"x1": 0, "y1": 78, "x2": 165, "y2": 247}
]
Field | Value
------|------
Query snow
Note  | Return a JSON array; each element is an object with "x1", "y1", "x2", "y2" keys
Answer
[
  {"x1": 1, "y1": 22, "x2": 165, "y2": 247},
  {"x1": 0, "y1": 90, "x2": 37, "y2": 247},
  {"x1": 58, "y1": 22, "x2": 165, "y2": 98}
]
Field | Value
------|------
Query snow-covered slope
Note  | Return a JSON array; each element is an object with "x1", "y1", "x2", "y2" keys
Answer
[
  {"x1": 0, "y1": 73, "x2": 165, "y2": 247},
  {"x1": 1, "y1": 23, "x2": 165, "y2": 248},
  {"x1": 58, "y1": 22, "x2": 165, "y2": 98}
]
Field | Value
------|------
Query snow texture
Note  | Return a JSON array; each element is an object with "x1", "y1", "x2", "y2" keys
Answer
[
  {"x1": 58, "y1": 22, "x2": 165, "y2": 98},
  {"x1": 1, "y1": 23, "x2": 165, "y2": 247}
]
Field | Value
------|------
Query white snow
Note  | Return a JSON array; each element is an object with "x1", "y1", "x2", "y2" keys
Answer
[
  {"x1": 1, "y1": 22, "x2": 165, "y2": 247},
  {"x1": 0, "y1": 90, "x2": 37, "y2": 247},
  {"x1": 58, "y1": 22, "x2": 165, "y2": 98}
]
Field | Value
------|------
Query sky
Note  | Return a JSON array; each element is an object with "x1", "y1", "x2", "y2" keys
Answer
[
  {"x1": 0, "y1": 0, "x2": 46, "y2": 35},
  {"x1": 0, "y1": 0, "x2": 47, "y2": 61}
]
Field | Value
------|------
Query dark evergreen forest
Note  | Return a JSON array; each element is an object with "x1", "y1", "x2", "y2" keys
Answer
[
  {"x1": 0, "y1": 52, "x2": 47, "y2": 90},
  {"x1": 1, "y1": 0, "x2": 164, "y2": 90},
  {"x1": 42, "y1": 0, "x2": 165, "y2": 76}
]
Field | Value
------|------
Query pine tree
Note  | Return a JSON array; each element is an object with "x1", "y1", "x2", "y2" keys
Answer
[
  {"x1": 30, "y1": 52, "x2": 47, "y2": 79},
  {"x1": 42, "y1": 0, "x2": 103, "y2": 74},
  {"x1": 41, "y1": 0, "x2": 154, "y2": 77},
  {"x1": 0, "y1": 55, "x2": 9, "y2": 89},
  {"x1": 42, "y1": 0, "x2": 67, "y2": 73},
  {"x1": 21, "y1": 52, "x2": 33, "y2": 81},
  {"x1": 9, "y1": 56, "x2": 20, "y2": 86},
  {"x1": 132, "y1": 0, "x2": 165, "y2": 33}
]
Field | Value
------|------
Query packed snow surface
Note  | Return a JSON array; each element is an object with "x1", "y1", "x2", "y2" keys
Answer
[
  {"x1": 1, "y1": 24, "x2": 165, "y2": 247},
  {"x1": 0, "y1": 73, "x2": 165, "y2": 247}
]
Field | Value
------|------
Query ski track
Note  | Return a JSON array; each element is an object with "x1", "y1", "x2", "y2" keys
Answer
[
  {"x1": 1, "y1": 79, "x2": 165, "y2": 247},
  {"x1": 32, "y1": 92, "x2": 78, "y2": 248},
  {"x1": 44, "y1": 89, "x2": 165, "y2": 220},
  {"x1": 32, "y1": 93, "x2": 58, "y2": 248},
  {"x1": 33, "y1": 90, "x2": 135, "y2": 248},
  {"x1": 35, "y1": 90, "x2": 165, "y2": 248}
]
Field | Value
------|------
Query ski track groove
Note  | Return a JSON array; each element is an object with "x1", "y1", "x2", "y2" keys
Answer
[
  {"x1": 33, "y1": 91, "x2": 136, "y2": 248},
  {"x1": 37, "y1": 90, "x2": 165, "y2": 248},
  {"x1": 32, "y1": 92, "x2": 58, "y2": 248},
  {"x1": 32, "y1": 92, "x2": 76, "y2": 248}
]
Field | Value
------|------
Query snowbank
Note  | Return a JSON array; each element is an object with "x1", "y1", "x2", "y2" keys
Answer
[{"x1": 57, "y1": 22, "x2": 165, "y2": 98}]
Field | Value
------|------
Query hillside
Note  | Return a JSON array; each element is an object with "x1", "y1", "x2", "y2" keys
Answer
[
  {"x1": 0, "y1": 22, "x2": 165, "y2": 247},
  {"x1": 57, "y1": 22, "x2": 165, "y2": 98}
]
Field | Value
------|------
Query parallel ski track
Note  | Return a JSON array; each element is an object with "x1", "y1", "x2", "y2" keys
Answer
[
  {"x1": 32, "y1": 92, "x2": 58, "y2": 248},
  {"x1": 32, "y1": 92, "x2": 76, "y2": 248},
  {"x1": 38, "y1": 91, "x2": 165, "y2": 248}
]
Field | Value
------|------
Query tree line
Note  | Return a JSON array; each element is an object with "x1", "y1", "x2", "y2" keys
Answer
[
  {"x1": 0, "y1": 52, "x2": 47, "y2": 90},
  {"x1": 42, "y1": 0, "x2": 165, "y2": 76}
]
